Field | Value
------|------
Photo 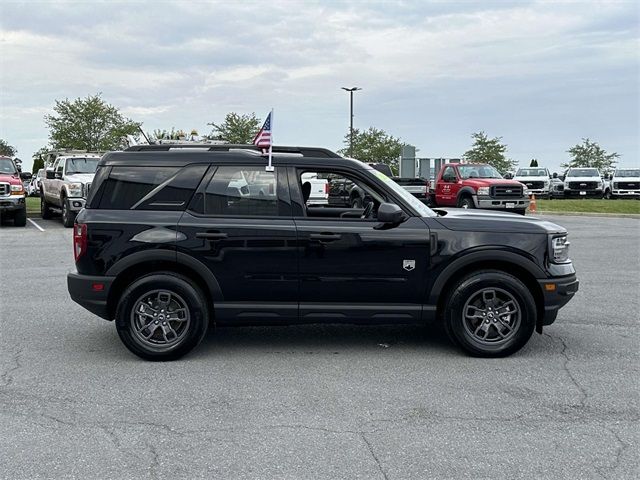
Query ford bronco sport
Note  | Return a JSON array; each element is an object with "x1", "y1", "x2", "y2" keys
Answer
[{"x1": 67, "y1": 145, "x2": 578, "y2": 360}]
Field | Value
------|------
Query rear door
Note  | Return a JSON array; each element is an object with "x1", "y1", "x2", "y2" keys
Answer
[{"x1": 177, "y1": 164, "x2": 298, "y2": 324}]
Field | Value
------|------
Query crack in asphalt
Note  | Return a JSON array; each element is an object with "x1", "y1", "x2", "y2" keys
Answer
[
  {"x1": 595, "y1": 424, "x2": 631, "y2": 479},
  {"x1": 544, "y1": 333, "x2": 588, "y2": 408},
  {"x1": 360, "y1": 432, "x2": 389, "y2": 480},
  {"x1": 145, "y1": 440, "x2": 161, "y2": 480},
  {"x1": 0, "y1": 349, "x2": 23, "y2": 388}
]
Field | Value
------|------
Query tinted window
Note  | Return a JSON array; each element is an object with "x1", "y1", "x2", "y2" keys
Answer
[
  {"x1": 133, "y1": 164, "x2": 208, "y2": 211},
  {"x1": 65, "y1": 158, "x2": 99, "y2": 174},
  {"x1": 202, "y1": 166, "x2": 278, "y2": 216},
  {"x1": 98, "y1": 167, "x2": 179, "y2": 209}
]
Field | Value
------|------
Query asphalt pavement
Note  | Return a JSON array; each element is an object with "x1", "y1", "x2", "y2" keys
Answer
[{"x1": 0, "y1": 215, "x2": 638, "y2": 479}]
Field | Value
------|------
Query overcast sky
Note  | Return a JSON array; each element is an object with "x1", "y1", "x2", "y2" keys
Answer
[{"x1": 1, "y1": 0, "x2": 638, "y2": 172}]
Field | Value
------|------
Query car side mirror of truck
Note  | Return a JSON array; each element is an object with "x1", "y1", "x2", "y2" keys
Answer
[
  {"x1": 55, "y1": 171, "x2": 63, "y2": 180},
  {"x1": 376, "y1": 203, "x2": 404, "y2": 225},
  {"x1": 46, "y1": 169, "x2": 55, "y2": 179}
]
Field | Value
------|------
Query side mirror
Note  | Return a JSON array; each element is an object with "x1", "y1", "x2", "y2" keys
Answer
[
  {"x1": 46, "y1": 169, "x2": 55, "y2": 179},
  {"x1": 377, "y1": 203, "x2": 404, "y2": 224},
  {"x1": 55, "y1": 171, "x2": 63, "y2": 180}
]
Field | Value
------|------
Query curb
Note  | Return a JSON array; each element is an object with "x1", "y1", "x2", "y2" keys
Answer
[{"x1": 532, "y1": 211, "x2": 640, "y2": 219}]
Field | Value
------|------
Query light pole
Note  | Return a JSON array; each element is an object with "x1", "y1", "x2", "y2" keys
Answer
[{"x1": 341, "y1": 87, "x2": 362, "y2": 157}]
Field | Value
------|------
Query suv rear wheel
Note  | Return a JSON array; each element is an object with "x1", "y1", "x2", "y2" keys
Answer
[
  {"x1": 444, "y1": 270, "x2": 536, "y2": 357},
  {"x1": 115, "y1": 273, "x2": 209, "y2": 361}
]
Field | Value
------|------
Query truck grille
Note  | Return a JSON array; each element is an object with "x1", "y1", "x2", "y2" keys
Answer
[
  {"x1": 568, "y1": 181, "x2": 598, "y2": 190},
  {"x1": 522, "y1": 181, "x2": 544, "y2": 190},
  {"x1": 617, "y1": 182, "x2": 639, "y2": 190},
  {"x1": 490, "y1": 185, "x2": 523, "y2": 198},
  {"x1": 0, "y1": 183, "x2": 9, "y2": 196}
]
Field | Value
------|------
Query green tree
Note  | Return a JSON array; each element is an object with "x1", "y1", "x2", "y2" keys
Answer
[
  {"x1": 208, "y1": 112, "x2": 261, "y2": 144},
  {"x1": 462, "y1": 132, "x2": 516, "y2": 173},
  {"x1": 338, "y1": 127, "x2": 404, "y2": 172},
  {"x1": 150, "y1": 128, "x2": 189, "y2": 141},
  {"x1": 0, "y1": 139, "x2": 17, "y2": 157},
  {"x1": 31, "y1": 147, "x2": 49, "y2": 173},
  {"x1": 529, "y1": 159, "x2": 538, "y2": 167},
  {"x1": 45, "y1": 94, "x2": 141, "y2": 151},
  {"x1": 562, "y1": 138, "x2": 619, "y2": 173}
]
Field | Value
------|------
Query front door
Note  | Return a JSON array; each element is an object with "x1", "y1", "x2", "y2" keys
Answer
[
  {"x1": 436, "y1": 165, "x2": 459, "y2": 206},
  {"x1": 178, "y1": 164, "x2": 298, "y2": 324},
  {"x1": 290, "y1": 166, "x2": 431, "y2": 323}
]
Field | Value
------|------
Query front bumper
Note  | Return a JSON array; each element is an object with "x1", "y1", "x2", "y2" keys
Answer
[
  {"x1": 538, "y1": 274, "x2": 579, "y2": 327},
  {"x1": 67, "y1": 272, "x2": 115, "y2": 320},
  {"x1": 564, "y1": 189, "x2": 602, "y2": 198},
  {"x1": 612, "y1": 190, "x2": 640, "y2": 198},
  {"x1": 475, "y1": 195, "x2": 530, "y2": 210},
  {"x1": 0, "y1": 195, "x2": 25, "y2": 212},
  {"x1": 67, "y1": 197, "x2": 86, "y2": 212}
]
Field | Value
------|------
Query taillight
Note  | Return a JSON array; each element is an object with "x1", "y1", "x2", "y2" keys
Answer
[
  {"x1": 324, "y1": 183, "x2": 329, "y2": 195},
  {"x1": 74, "y1": 223, "x2": 87, "y2": 261}
]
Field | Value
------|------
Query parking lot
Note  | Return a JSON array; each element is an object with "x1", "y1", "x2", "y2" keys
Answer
[{"x1": 0, "y1": 215, "x2": 638, "y2": 479}]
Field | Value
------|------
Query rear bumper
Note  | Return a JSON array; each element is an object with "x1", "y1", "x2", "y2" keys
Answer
[
  {"x1": 67, "y1": 272, "x2": 115, "y2": 320},
  {"x1": 538, "y1": 274, "x2": 579, "y2": 326},
  {"x1": 0, "y1": 195, "x2": 25, "y2": 212}
]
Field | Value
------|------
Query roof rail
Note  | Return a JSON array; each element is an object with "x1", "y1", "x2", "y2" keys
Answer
[{"x1": 124, "y1": 144, "x2": 342, "y2": 158}]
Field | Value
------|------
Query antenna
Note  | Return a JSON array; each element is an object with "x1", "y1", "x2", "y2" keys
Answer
[{"x1": 138, "y1": 126, "x2": 152, "y2": 144}]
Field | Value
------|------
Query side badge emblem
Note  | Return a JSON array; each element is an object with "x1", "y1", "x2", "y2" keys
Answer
[{"x1": 403, "y1": 260, "x2": 416, "y2": 271}]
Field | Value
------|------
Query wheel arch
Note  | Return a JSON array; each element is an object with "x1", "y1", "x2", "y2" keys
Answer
[
  {"x1": 430, "y1": 251, "x2": 545, "y2": 331},
  {"x1": 456, "y1": 187, "x2": 476, "y2": 204},
  {"x1": 105, "y1": 251, "x2": 222, "y2": 323}
]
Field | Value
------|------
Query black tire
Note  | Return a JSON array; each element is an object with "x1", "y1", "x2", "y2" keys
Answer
[
  {"x1": 515, "y1": 208, "x2": 527, "y2": 216},
  {"x1": 457, "y1": 196, "x2": 475, "y2": 209},
  {"x1": 61, "y1": 198, "x2": 75, "y2": 228},
  {"x1": 351, "y1": 196, "x2": 363, "y2": 208},
  {"x1": 41, "y1": 193, "x2": 52, "y2": 219},
  {"x1": 443, "y1": 270, "x2": 536, "y2": 357},
  {"x1": 115, "y1": 273, "x2": 209, "y2": 361},
  {"x1": 603, "y1": 190, "x2": 611, "y2": 200},
  {"x1": 13, "y1": 206, "x2": 27, "y2": 227}
]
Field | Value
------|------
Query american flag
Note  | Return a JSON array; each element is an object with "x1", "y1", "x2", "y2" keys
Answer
[{"x1": 253, "y1": 112, "x2": 272, "y2": 148}]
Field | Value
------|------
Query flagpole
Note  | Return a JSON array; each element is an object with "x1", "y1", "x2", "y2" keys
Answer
[{"x1": 266, "y1": 108, "x2": 274, "y2": 171}]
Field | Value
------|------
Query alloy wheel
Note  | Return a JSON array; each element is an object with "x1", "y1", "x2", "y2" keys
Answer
[
  {"x1": 130, "y1": 290, "x2": 191, "y2": 351},
  {"x1": 462, "y1": 287, "x2": 521, "y2": 345}
]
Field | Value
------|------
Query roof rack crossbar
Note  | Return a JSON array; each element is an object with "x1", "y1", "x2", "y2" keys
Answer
[{"x1": 124, "y1": 144, "x2": 341, "y2": 158}]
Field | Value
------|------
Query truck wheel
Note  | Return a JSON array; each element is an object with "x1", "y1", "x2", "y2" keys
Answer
[
  {"x1": 115, "y1": 273, "x2": 209, "y2": 361},
  {"x1": 515, "y1": 208, "x2": 527, "y2": 216},
  {"x1": 458, "y1": 196, "x2": 475, "y2": 209},
  {"x1": 443, "y1": 270, "x2": 536, "y2": 357},
  {"x1": 13, "y1": 205, "x2": 27, "y2": 227},
  {"x1": 603, "y1": 190, "x2": 611, "y2": 200},
  {"x1": 351, "y1": 196, "x2": 363, "y2": 208},
  {"x1": 41, "y1": 193, "x2": 52, "y2": 219},
  {"x1": 62, "y1": 198, "x2": 75, "y2": 227}
]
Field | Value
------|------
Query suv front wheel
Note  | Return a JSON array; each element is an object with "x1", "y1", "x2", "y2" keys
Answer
[
  {"x1": 115, "y1": 273, "x2": 209, "y2": 361},
  {"x1": 444, "y1": 270, "x2": 536, "y2": 357}
]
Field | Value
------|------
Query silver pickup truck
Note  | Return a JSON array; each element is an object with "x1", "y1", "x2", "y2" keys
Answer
[{"x1": 41, "y1": 153, "x2": 100, "y2": 227}]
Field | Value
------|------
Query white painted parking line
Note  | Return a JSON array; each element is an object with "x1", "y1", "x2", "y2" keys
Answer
[{"x1": 27, "y1": 218, "x2": 45, "y2": 232}]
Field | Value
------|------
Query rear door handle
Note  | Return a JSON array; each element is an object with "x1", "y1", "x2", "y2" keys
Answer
[
  {"x1": 196, "y1": 232, "x2": 228, "y2": 240},
  {"x1": 309, "y1": 233, "x2": 342, "y2": 242}
]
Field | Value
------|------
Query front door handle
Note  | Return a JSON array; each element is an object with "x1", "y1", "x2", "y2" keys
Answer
[
  {"x1": 309, "y1": 233, "x2": 342, "y2": 242},
  {"x1": 196, "y1": 232, "x2": 228, "y2": 240}
]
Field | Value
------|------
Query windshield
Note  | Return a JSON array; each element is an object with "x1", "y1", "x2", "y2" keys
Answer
[
  {"x1": 516, "y1": 168, "x2": 548, "y2": 177},
  {"x1": 615, "y1": 169, "x2": 640, "y2": 177},
  {"x1": 366, "y1": 166, "x2": 435, "y2": 217},
  {"x1": 458, "y1": 165, "x2": 502, "y2": 179},
  {"x1": 567, "y1": 168, "x2": 599, "y2": 177},
  {"x1": 65, "y1": 157, "x2": 99, "y2": 174},
  {"x1": 0, "y1": 158, "x2": 17, "y2": 174}
]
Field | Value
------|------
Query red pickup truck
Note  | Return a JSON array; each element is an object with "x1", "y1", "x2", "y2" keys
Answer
[
  {"x1": 0, "y1": 156, "x2": 27, "y2": 226},
  {"x1": 429, "y1": 163, "x2": 530, "y2": 214}
]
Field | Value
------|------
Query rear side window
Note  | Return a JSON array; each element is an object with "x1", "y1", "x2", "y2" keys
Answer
[
  {"x1": 200, "y1": 166, "x2": 278, "y2": 216},
  {"x1": 96, "y1": 165, "x2": 207, "y2": 210}
]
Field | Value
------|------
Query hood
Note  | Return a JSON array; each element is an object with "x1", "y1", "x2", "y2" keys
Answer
[
  {"x1": 432, "y1": 208, "x2": 566, "y2": 234},
  {"x1": 65, "y1": 173, "x2": 95, "y2": 183},
  {"x1": 612, "y1": 176, "x2": 640, "y2": 182},
  {"x1": 462, "y1": 178, "x2": 524, "y2": 187},
  {"x1": 0, "y1": 172, "x2": 22, "y2": 185},
  {"x1": 564, "y1": 176, "x2": 602, "y2": 184},
  {"x1": 514, "y1": 175, "x2": 549, "y2": 183}
]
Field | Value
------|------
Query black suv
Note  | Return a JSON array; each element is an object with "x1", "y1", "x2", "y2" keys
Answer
[{"x1": 67, "y1": 145, "x2": 578, "y2": 360}]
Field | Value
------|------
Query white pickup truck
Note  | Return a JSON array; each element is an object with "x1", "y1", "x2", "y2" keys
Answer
[
  {"x1": 41, "y1": 153, "x2": 101, "y2": 227},
  {"x1": 514, "y1": 167, "x2": 552, "y2": 198},
  {"x1": 606, "y1": 168, "x2": 640, "y2": 199}
]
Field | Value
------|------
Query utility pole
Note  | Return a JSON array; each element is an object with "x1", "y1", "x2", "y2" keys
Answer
[{"x1": 341, "y1": 87, "x2": 362, "y2": 157}]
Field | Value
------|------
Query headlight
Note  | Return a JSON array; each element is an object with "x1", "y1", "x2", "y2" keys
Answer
[
  {"x1": 597, "y1": 182, "x2": 603, "y2": 188},
  {"x1": 477, "y1": 187, "x2": 490, "y2": 196},
  {"x1": 544, "y1": 180, "x2": 550, "y2": 187},
  {"x1": 550, "y1": 235, "x2": 570, "y2": 263},
  {"x1": 67, "y1": 183, "x2": 83, "y2": 197},
  {"x1": 523, "y1": 187, "x2": 530, "y2": 195},
  {"x1": 613, "y1": 182, "x2": 618, "y2": 189},
  {"x1": 10, "y1": 184, "x2": 24, "y2": 195}
]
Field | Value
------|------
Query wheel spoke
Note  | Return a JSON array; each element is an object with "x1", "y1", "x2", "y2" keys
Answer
[
  {"x1": 482, "y1": 289, "x2": 496, "y2": 306},
  {"x1": 138, "y1": 322, "x2": 159, "y2": 338},
  {"x1": 465, "y1": 305, "x2": 485, "y2": 321},
  {"x1": 160, "y1": 323, "x2": 178, "y2": 342},
  {"x1": 167, "y1": 308, "x2": 188, "y2": 322},
  {"x1": 157, "y1": 291, "x2": 171, "y2": 309}
]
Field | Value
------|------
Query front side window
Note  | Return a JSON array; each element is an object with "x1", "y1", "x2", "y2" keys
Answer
[{"x1": 202, "y1": 166, "x2": 278, "y2": 216}]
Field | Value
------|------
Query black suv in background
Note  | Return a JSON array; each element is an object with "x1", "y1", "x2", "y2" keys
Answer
[{"x1": 68, "y1": 145, "x2": 578, "y2": 360}]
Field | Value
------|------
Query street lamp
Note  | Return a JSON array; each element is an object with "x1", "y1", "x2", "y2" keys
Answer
[{"x1": 341, "y1": 86, "x2": 362, "y2": 157}]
